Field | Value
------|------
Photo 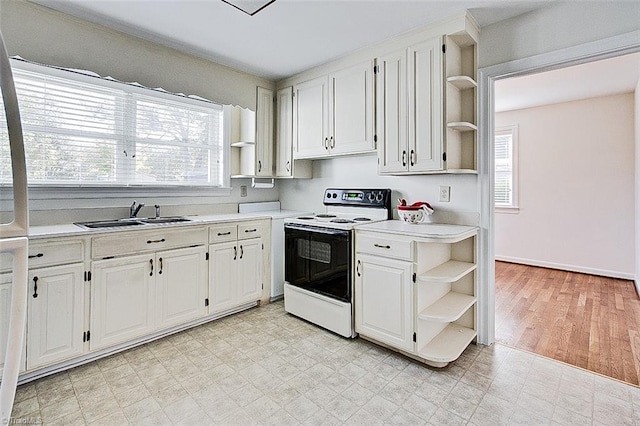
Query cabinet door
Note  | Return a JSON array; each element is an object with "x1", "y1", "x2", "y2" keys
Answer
[
  {"x1": 376, "y1": 49, "x2": 408, "y2": 174},
  {"x1": 27, "y1": 264, "x2": 84, "y2": 369},
  {"x1": 156, "y1": 247, "x2": 207, "y2": 330},
  {"x1": 293, "y1": 76, "x2": 329, "y2": 159},
  {"x1": 256, "y1": 87, "x2": 274, "y2": 177},
  {"x1": 329, "y1": 60, "x2": 375, "y2": 156},
  {"x1": 237, "y1": 238, "x2": 262, "y2": 305},
  {"x1": 90, "y1": 254, "x2": 155, "y2": 350},
  {"x1": 355, "y1": 254, "x2": 413, "y2": 352},
  {"x1": 276, "y1": 86, "x2": 293, "y2": 177},
  {"x1": 408, "y1": 36, "x2": 443, "y2": 172},
  {"x1": 0, "y1": 273, "x2": 25, "y2": 376},
  {"x1": 209, "y1": 241, "x2": 238, "y2": 313}
]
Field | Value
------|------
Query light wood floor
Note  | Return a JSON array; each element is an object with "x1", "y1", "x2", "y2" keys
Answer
[{"x1": 495, "y1": 261, "x2": 640, "y2": 386}]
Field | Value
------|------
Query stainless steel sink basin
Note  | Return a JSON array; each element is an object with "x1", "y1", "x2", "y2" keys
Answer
[
  {"x1": 140, "y1": 217, "x2": 191, "y2": 224},
  {"x1": 75, "y1": 219, "x2": 145, "y2": 229},
  {"x1": 74, "y1": 216, "x2": 191, "y2": 229}
]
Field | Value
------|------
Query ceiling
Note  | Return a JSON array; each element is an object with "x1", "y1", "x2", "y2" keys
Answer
[
  {"x1": 30, "y1": 0, "x2": 553, "y2": 81},
  {"x1": 495, "y1": 52, "x2": 640, "y2": 112}
]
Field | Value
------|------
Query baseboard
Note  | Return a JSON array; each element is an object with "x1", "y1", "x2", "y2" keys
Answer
[{"x1": 495, "y1": 255, "x2": 634, "y2": 280}]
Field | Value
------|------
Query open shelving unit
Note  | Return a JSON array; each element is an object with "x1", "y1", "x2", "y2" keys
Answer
[
  {"x1": 225, "y1": 105, "x2": 257, "y2": 178},
  {"x1": 444, "y1": 32, "x2": 477, "y2": 173}
]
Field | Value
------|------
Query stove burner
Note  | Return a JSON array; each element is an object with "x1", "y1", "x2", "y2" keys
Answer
[
  {"x1": 297, "y1": 216, "x2": 316, "y2": 220},
  {"x1": 353, "y1": 217, "x2": 372, "y2": 222},
  {"x1": 331, "y1": 218, "x2": 355, "y2": 224},
  {"x1": 315, "y1": 214, "x2": 337, "y2": 218}
]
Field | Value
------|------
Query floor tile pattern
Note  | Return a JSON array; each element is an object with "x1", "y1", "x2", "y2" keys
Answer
[{"x1": 11, "y1": 301, "x2": 640, "y2": 425}]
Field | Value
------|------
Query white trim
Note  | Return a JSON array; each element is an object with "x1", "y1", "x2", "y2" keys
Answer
[
  {"x1": 494, "y1": 124, "x2": 519, "y2": 209},
  {"x1": 495, "y1": 256, "x2": 634, "y2": 281},
  {"x1": 478, "y1": 30, "x2": 640, "y2": 346},
  {"x1": 494, "y1": 207, "x2": 519, "y2": 214}
]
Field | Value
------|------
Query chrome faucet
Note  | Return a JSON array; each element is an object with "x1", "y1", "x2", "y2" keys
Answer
[
  {"x1": 130, "y1": 200, "x2": 145, "y2": 218},
  {"x1": 154, "y1": 204, "x2": 161, "y2": 218}
]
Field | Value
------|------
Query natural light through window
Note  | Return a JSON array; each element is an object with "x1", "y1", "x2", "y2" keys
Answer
[
  {"x1": 495, "y1": 124, "x2": 518, "y2": 211},
  {"x1": 0, "y1": 61, "x2": 226, "y2": 188}
]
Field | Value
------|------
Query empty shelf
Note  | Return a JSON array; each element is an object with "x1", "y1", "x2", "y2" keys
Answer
[
  {"x1": 419, "y1": 260, "x2": 476, "y2": 283},
  {"x1": 418, "y1": 292, "x2": 476, "y2": 322},
  {"x1": 447, "y1": 76, "x2": 477, "y2": 90},
  {"x1": 231, "y1": 141, "x2": 256, "y2": 147},
  {"x1": 418, "y1": 323, "x2": 476, "y2": 363},
  {"x1": 447, "y1": 122, "x2": 477, "y2": 132}
]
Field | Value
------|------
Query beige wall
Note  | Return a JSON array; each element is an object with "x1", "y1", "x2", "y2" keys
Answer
[
  {"x1": 495, "y1": 93, "x2": 635, "y2": 278},
  {"x1": 479, "y1": 2, "x2": 640, "y2": 68},
  {"x1": 0, "y1": 0, "x2": 279, "y2": 217}
]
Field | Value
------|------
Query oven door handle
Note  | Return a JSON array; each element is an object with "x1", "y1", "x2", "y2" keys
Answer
[{"x1": 284, "y1": 223, "x2": 350, "y2": 237}]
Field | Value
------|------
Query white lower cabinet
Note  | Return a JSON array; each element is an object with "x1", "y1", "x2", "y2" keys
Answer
[
  {"x1": 355, "y1": 254, "x2": 413, "y2": 352},
  {"x1": 355, "y1": 224, "x2": 477, "y2": 367},
  {"x1": 0, "y1": 273, "x2": 25, "y2": 376},
  {"x1": 90, "y1": 254, "x2": 156, "y2": 350},
  {"x1": 156, "y1": 246, "x2": 208, "y2": 330},
  {"x1": 91, "y1": 246, "x2": 208, "y2": 350},
  {"x1": 27, "y1": 264, "x2": 84, "y2": 369},
  {"x1": 209, "y1": 237, "x2": 262, "y2": 313}
]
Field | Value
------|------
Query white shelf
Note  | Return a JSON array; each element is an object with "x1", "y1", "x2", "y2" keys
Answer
[
  {"x1": 231, "y1": 174, "x2": 255, "y2": 179},
  {"x1": 418, "y1": 323, "x2": 476, "y2": 363},
  {"x1": 418, "y1": 292, "x2": 476, "y2": 322},
  {"x1": 419, "y1": 260, "x2": 476, "y2": 283},
  {"x1": 447, "y1": 76, "x2": 477, "y2": 90},
  {"x1": 444, "y1": 169, "x2": 478, "y2": 175},
  {"x1": 231, "y1": 141, "x2": 255, "y2": 148},
  {"x1": 447, "y1": 122, "x2": 477, "y2": 132}
]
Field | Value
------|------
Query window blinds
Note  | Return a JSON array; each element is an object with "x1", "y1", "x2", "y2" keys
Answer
[
  {"x1": 494, "y1": 132, "x2": 513, "y2": 206},
  {"x1": 0, "y1": 60, "x2": 225, "y2": 187}
]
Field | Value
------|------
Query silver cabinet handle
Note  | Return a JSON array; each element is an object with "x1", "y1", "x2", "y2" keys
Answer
[
  {"x1": 324, "y1": 137, "x2": 329, "y2": 150},
  {"x1": 286, "y1": 161, "x2": 290, "y2": 172},
  {"x1": 410, "y1": 149, "x2": 416, "y2": 166},
  {"x1": 402, "y1": 150, "x2": 407, "y2": 167},
  {"x1": 374, "y1": 243, "x2": 391, "y2": 249},
  {"x1": 330, "y1": 136, "x2": 335, "y2": 149}
]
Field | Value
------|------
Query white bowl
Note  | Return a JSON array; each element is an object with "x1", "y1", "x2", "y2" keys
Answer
[{"x1": 398, "y1": 207, "x2": 431, "y2": 224}]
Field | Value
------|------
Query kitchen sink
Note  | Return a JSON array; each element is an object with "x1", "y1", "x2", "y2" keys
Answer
[
  {"x1": 75, "y1": 219, "x2": 145, "y2": 229},
  {"x1": 75, "y1": 216, "x2": 191, "y2": 229},
  {"x1": 140, "y1": 217, "x2": 191, "y2": 224}
]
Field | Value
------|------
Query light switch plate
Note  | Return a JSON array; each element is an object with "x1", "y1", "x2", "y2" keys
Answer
[
  {"x1": 240, "y1": 185, "x2": 248, "y2": 197},
  {"x1": 439, "y1": 186, "x2": 451, "y2": 202}
]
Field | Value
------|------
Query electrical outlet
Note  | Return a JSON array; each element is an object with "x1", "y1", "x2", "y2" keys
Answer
[
  {"x1": 439, "y1": 186, "x2": 451, "y2": 202},
  {"x1": 240, "y1": 185, "x2": 247, "y2": 197}
]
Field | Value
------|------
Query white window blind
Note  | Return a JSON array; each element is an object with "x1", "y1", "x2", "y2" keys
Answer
[
  {"x1": 495, "y1": 125, "x2": 518, "y2": 208},
  {"x1": 0, "y1": 60, "x2": 226, "y2": 187}
]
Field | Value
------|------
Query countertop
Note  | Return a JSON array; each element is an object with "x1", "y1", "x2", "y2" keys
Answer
[
  {"x1": 28, "y1": 210, "x2": 306, "y2": 239},
  {"x1": 356, "y1": 220, "x2": 478, "y2": 241}
]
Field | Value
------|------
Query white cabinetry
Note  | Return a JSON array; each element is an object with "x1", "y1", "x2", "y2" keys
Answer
[
  {"x1": 377, "y1": 22, "x2": 478, "y2": 174},
  {"x1": 355, "y1": 223, "x2": 477, "y2": 367},
  {"x1": 90, "y1": 227, "x2": 208, "y2": 350},
  {"x1": 208, "y1": 221, "x2": 265, "y2": 314},
  {"x1": 293, "y1": 60, "x2": 375, "y2": 159},
  {"x1": 27, "y1": 264, "x2": 84, "y2": 370},
  {"x1": 275, "y1": 86, "x2": 312, "y2": 178},
  {"x1": 230, "y1": 87, "x2": 275, "y2": 178}
]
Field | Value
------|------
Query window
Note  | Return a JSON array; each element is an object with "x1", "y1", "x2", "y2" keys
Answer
[
  {"x1": 0, "y1": 60, "x2": 227, "y2": 188},
  {"x1": 495, "y1": 124, "x2": 518, "y2": 210}
]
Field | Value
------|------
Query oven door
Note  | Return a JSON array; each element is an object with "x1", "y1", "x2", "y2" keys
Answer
[{"x1": 284, "y1": 224, "x2": 351, "y2": 303}]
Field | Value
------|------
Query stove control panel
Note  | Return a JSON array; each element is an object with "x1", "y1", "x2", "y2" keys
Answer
[{"x1": 323, "y1": 188, "x2": 391, "y2": 209}]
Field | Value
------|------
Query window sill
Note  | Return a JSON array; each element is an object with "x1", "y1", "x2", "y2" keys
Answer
[{"x1": 495, "y1": 206, "x2": 519, "y2": 214}]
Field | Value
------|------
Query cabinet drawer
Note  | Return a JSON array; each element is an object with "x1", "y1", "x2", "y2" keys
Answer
[
  {"x1": 209, "y1": 224, "x2": 237, "y2": 244},
  {"x1": 28, "y1": 240, "x2": 85, "y2": 268},
  {"x1": 238, "y1": 221, "x2": 267, "y2": 241},
  {"x1": 92, "y1": 227, "x2": 206, "y2": 259},
  {"x1": 356, "y1": 234, "x2": 413, "y2": 260}
]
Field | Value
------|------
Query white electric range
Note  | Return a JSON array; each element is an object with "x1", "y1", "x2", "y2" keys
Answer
[{"x1": 283, "y1": 188, "x2": 392, "y2": 337}]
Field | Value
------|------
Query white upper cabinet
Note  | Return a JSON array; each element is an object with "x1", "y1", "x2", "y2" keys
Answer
[
  {"x1": 293, "y1": 60, "x2": 375, "y2": 159},
  {"x1": 377, "y1": 26, "x2": 478, "y2": 174},
  {"x1": 255, "y1": 87, "x2": 274, "y2": 177},
  {"x1": 275, "y1": 86, "x2": 312, "y2": 178}
]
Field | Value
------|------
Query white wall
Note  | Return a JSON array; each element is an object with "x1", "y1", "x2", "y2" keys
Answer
[
  {"x1": 279, "y1": 155, "x2": 478, "y2": 224},
  {"x1": 0, "y1": 0, "x2": 278, "y2": 220},
  {"x1": 479, "y1": 2, "x2": 640, "y2": 68},
  {"x1": 495, "y1": 93, "x2": 635, "y2": 278},
  {"x1": 635, "y1": 80, "x2": 640, "y2": 291}
]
